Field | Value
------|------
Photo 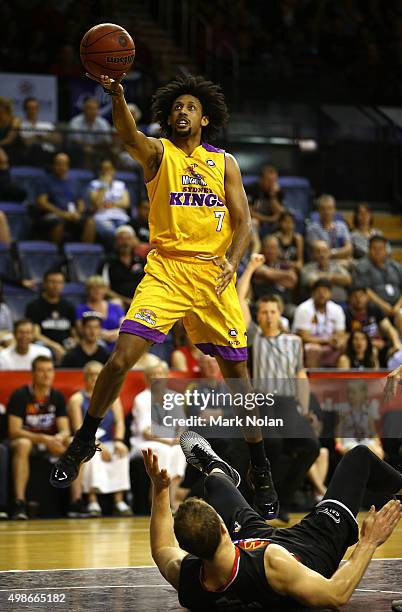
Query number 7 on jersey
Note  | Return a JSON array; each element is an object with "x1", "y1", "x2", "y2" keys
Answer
[{"x1": 214, "y1": 211, "x2": 225, "y2": 232}]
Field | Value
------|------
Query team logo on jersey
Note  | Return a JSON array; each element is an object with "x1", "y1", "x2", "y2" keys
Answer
[
  {"x1": 182, "y1": 174, "x2": 207, "y2": 187},
  {"x1": 206, "y1": 159, "x2": 215, "y2": 167},
  {"x1": 134, "y1": 308, "x2": 157, "y2": 326},
  {"x1": 228, "y1": 328, "x2": 238, "y2": 337},
  {"x1": 316, "y1": 507, "x2": 341, "y2": 524}
]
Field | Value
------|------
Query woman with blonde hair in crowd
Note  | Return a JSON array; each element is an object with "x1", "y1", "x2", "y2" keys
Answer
[{"x1": 68, "y1": 360, "x2": 133, "y2": 517}]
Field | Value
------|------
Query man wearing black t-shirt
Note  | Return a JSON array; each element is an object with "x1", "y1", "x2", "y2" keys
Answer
[
  {"x1": 345, "y1": 286, "x2": 401, "y2": 363},
  {"x1": 25, "y1": 270, "x2": 76, "y2": 363},
  {"x1": 142, "y1": 433, "x2": 402, "y2": 611},
  {"x1": 7, "y1": 356, "x2": 70, "y2": 519},
  {"x1": 99, "y1": 225, "x2": 145, "y2": 309},
  {"x1": 60, "y1": 314, "x2": 110, "y2": 368}
]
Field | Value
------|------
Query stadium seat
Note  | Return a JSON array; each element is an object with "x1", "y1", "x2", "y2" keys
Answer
[
  {"x1": 279, "y1": 176, "x2": 312, "y2": 217},
  {"x1": 9, "y1": 166, "x2": 46, "y2": 201},
  {"x1": 16, "y1": 241, "x2": 61, "y2": 282},
  {"x1": 64, "y1": 243, "x2": 105, "y2": 283},
  {"x1": 68, "y1": 168, "x2": 94, "y2": 197},
  {"x1": 62, "y1": 282, "x2": 86, "y2": 307},
  {"x1": 2, "y1": 283, "x2": 38, "y2": 320},
  {"x1": 242, "y1": 174, "x2": 258, "y2": 187},
  {"x1": 0, "y1": 202, "x2": 29, "y2": 240}
]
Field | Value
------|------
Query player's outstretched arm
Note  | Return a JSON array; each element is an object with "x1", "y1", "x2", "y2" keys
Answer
[
  {"x1": 142, "y1": 449, "x2": 186, "y2": 590},
  {"x1": 87, "y1": 74, "x2": 163, "y2": 181}
]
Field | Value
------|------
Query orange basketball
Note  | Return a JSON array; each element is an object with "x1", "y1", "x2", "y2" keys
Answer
[{"x1": 80, "y1": 23, "x2": 135, "y2": 80}]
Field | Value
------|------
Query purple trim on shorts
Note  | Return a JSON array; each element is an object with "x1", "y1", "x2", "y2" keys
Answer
[
  {"x1": 120, "y1": 320, "x2": 166, "y2": 343},
  {"x1": 202, "y1": 142, "x2": 225, "y2": 154},
  {"x1": 195, "y1": 343, "x2": 248, "y2": 361}
]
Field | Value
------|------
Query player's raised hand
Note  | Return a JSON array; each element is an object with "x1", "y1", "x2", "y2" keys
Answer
[
  {"x1": 383, "y1": 365, "x2": 402, "y2": 402},
  {"x1": 142, "y1": 448, "x2": 171, "y2": 491},
  {"x1": 248, "y1": 253, "x2": 265, "y2": 270},
  {"x1": 360, "y1": 499, "x2": 402, "y2": 547},
  {"x1": 85, "y1": 72, "x2": 126, "y2": 96},
  {"x1": 214, "y1": 257, "x2": 235, "y2": 297}
]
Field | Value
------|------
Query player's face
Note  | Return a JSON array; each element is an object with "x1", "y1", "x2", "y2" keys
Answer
[
  {"x1": 168, "y1": 95, "x2": 208, "y2": 138},
  {"x1": 257, "y1": 302, "x2": 281, "y2": 329}
]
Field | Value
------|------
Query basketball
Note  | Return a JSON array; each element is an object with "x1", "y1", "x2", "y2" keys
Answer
[{"x1": 80, "y1": 23, "x2": 135, "y2": 80}]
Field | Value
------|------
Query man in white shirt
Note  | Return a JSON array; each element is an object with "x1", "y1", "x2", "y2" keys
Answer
[
  {"x1": 69, "y1": 97, "x2": 111, "y2": 167},
  {"x1": 292, "y1": 279, "x2": 346, "y2": 367},
  {"x1": 20, "y1": 97, "x2": 59, "y2": 157},
  {"x1": 0, "y1": 319, "x2": 52, "y2": 370}
]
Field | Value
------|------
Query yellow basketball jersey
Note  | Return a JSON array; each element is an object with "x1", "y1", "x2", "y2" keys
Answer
[{"x1": 146, "y1": 138, "x2": 232, "y2": 258}]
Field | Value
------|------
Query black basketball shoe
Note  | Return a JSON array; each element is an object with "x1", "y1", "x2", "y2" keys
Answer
[
  {"x1": 180, "y1": 431, "x2": 241, "y2": 487},
  {"x1": 50, "y1": 435, "x2": 100, "y2": 488},
  {"x1": 247, "y1": 463, "x2": 280, "y2": 521}
]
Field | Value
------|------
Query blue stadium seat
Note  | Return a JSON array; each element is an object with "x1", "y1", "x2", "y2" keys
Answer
[
  {"x1": 9, "y1": 166, "x2": 46, "y2": 201},
  {"x1": 62, "y1": 282, "x2": 86, "y2": 307},
  {"x1": 3, "y1": 284, "x2": 38, "y2": 320},
  {"x1": 115, "y1": 170, "x2": 140, "y2": 216},
  {"x1": 16, "y1": 241, "x2": 61, "y2": 282},
  {"x1": 69, "y1": 168, "x2": 94, "y2": 199},
  {"x1": 279, "y1": 176, "x2": 311, "y2": 217},
  {"x1": 0, "y1": 202, "x2": 28, "y2": 239},
  {"x1": 64, "y1": 243, "x2": 105, "y2": 283},
  {"x1": 242, "y1": 174, "x2": 258, "y2": 187}
]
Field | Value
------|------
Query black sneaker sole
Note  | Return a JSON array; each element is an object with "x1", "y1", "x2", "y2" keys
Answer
[
  {"x1": 50, "y1": 445, "x2": 98, "y2": 489},
  {"x1": 180, "y1": 431, "x2": 241, "y2": 488}
]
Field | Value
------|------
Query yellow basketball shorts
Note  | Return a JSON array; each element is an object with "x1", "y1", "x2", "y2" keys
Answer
[{"x1": 120, "y1": 250, "x2": 247, "y2": 361}]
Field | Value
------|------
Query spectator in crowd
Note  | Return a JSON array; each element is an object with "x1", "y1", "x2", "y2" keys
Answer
[
  {"x1": 300, "y1": 240, "x2": 352, "y2": 303},
  {"x1": 76, "y1": 276, "x2": 125, "y2": 353},
  {"x1": 0, "y1": 97, "x2": 21, "y2": 161},
  {"x1": 251, "y1": 235, "x2": 297, "y2": 319},
  {"x1": 345, "y1": 286, "x2": 401, "y2": 365},
  {"x1": 114, "y1": 103, "x2": 143, "y2": 171},
  {"x1": 20, "y1": 96, "x2": 59, "y2": 164},
  {"x1": 25, "y1": 270, "x2": 76, "y2": 363},
  {"x1": 0, "y1": 319, "x2": 52, "y2": 370},
  {"x1": 274, "y1": 210, "x2": 303, "y2": 270},
  {"x1": 335, "y1": 379, "x2": 384, "y2": 459},
  {"x1": 0, "y1": 146, "x2": 27, "y2": 202},
  {"x1": 0, "y1": 280, "x2": 13, "y2": 347},
  {"x1": 171, "y1": 323, "x2": 202, "y2": 375},
  {"x1": 35, "y1": 152, "x2": 96, "y2": 244},
  {"x1": 99, "y1": 225, "x2": 146, "y2": 309},
  {"x1": 0, "y1": 403, "x2": 8, "y2": 519},
  {"x1": 247, "y1": 165, "x2": 286, "y2": 236},
  {"x1": 130, "y1": 361, "x2": 187, "y2": 511},
  {"x1": 337, "y1": 330, "x2": 379, "y2": 369},
  {"x1": 7, "y1": 355, "x2": 71, "y2": 519},
  {"x1": 60, "y1": 313, "x2": 110, "y2": 368},
  {"x1": 69, "y1": 97, "x2": 112, "y2": 167},
  {"x1": 237, "y1": 253, "x2": 320, "y2": 521},
  {"x1": 350, "y1": 202, "x2": 383, "y2": 260},
  {"x1": 306, "y1": 194, "x2": 352, "y2": 260},
  {"x1": 353, "y1": 235, "x2": 402, "y2": 319},
  {"x1": 292, "y1": 279, "x2": 346, "y2": 367},
  {"x1": 88, "y1": 159, "x2": 131, "y2": 248},
  {"x1": 68, "y1": 361, "x2": 132, "y2": 517},
  {"x1": 130, "y1": 198, "x2": 150, "y2": 244}
]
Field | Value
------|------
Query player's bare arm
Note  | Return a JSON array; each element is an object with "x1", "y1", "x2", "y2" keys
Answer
[
  {"x1": 142, "y1": 449, "x2": 186, "y2": 590},
  {"x1": 236, "y1": 253, "x2": 265, "y2": 326},
  {"x1": 266, "y1": 499, "x2": 401, "y2": 608},
  {"x1": 215, "y1": 153, "x2": 252, "y2": 296},
  {"x1": 87, "y1": 73, "x2": 163, "y2": 181}
]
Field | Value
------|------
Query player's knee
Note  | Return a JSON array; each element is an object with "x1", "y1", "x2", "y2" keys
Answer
[
  {"x1": 204, "y1": 473, "x2": 223, "y2": 497},
  {"x1": 107, "y1": 348, "x2": 135, "y2": 373},
  {"x1": 348, "y1": 444, "x2": 371, "y2": 461}
]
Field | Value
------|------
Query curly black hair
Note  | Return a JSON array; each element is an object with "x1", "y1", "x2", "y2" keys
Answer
[{"x1": 151, "y1": 75, "x2": 229, "y2": 140}]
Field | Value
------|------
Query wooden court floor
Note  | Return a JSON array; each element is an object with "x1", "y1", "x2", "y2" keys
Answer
[{"x1": 0, "y1": 514, "x2": 401, "y2": 611}]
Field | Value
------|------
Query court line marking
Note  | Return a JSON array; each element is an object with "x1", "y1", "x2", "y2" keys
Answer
[
  {"x1": 0, "y1": 529, "x2": 149, "y2": 535},
  {"x1": 0, "y1": 565, "x2": 154, "y2": 573},
  {"x1": 356, "y1": 589, "x2": 402, "y2": 595},
  {"x1": 0, "y1": 585, "x2": 169, "y2": 592}
]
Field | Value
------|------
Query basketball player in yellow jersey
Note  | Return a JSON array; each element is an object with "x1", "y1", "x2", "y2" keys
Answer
[{"x1": 51, "y1": 75, "x2": 278, "y2": 519}]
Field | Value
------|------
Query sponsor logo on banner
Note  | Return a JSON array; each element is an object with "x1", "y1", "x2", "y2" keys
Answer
[{"x1": 0, "y1": 73, "x2": 57, "y2": 122}]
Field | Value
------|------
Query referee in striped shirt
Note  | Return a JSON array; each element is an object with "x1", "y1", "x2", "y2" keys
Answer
[{"x1": 238, "y1": 253, "x2": 320, "y2": 522}]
